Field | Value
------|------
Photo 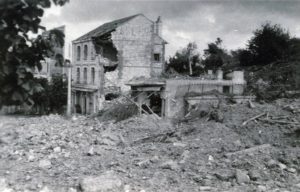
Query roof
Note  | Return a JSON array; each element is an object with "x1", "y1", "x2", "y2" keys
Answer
[
  {"x1": 154, "y1": 34, "x2": 168, "y2": 44},
  {"x1": 126, "y1": 77, "x2": 166, "y2": 87},
  {"x1": 73, "y1": 14, "x2": 141, "y2": 42}
]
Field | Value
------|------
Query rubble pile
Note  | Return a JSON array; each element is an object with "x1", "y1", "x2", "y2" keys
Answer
[
  {"x1": 0, "y1": 99, "x2": 299, "y2": 192},
  {"x1": 97, "y1": 102, "x2": 139, "y2": 122}
]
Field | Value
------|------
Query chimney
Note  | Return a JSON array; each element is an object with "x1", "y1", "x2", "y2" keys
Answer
[
  {"x1": 155, "y1": 16, "x2": 162, "y2": 37},
  {"x1": 232, "y1": 71, "x2": 245, "y2": 83},
  {"x1": 216, "y1": 69, "x2": 223, "y2": 80}
]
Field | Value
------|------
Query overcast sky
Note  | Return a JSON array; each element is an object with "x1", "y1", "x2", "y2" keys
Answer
[{"x1": 41, "y1": 0, "x2": 300, "y2": 59}]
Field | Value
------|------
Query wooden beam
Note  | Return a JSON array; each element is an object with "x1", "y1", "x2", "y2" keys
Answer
[{"x1": 242, "y1": 112, "x2": 266, "y2": 126}]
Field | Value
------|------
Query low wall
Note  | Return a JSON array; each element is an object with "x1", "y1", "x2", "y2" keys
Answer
[
  {"x1": 163, "y1": 79, "x2": 247, "y2": 118},
  {"x1": 186, "y1": 95, "x2": 256, "y2": 109},
  {"x1": 0, "y1": 105, "x2": 33, "y2": 115}
]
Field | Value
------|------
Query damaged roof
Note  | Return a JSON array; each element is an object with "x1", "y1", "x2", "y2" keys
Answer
[
  {"x1": 73, "y1": 14, "x2": 141, "y2": 42},
  {"x1": 73, "y1": 14, "x2": 167, "y2": 43}
]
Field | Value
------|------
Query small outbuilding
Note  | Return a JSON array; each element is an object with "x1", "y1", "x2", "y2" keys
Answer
[{"x1": 127, "y1": 71, "x2": 254, "y2": 119}]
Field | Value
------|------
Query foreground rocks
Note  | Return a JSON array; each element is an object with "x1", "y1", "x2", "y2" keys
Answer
[
  {"x1": 80, "y1": 171, "x2": 123, "y2": 192},
  {"x1": 235, "y1": 169, "x2": 250, "y2": 184}
]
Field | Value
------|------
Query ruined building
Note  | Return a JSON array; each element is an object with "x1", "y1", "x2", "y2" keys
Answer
[
  {"x1": 127, "y1": 70, "x2": 253, "y2": 119},
  {"x1": 71, "y1": 14, "x2": 167, "y2": 114}
]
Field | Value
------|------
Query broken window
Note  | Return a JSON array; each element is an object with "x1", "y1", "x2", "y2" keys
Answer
[
  {"x1": 83, "y1": 67, "x2": 87, "y2": 84},
  {"x1": 223, "y1": 86, "x2": 230, "y2": 94},
  {"x1": 77, "y1": 46, "x2": 81, "y2": 61},
  {"x1": 84, "y1": 45, "x2": 88, "y2": 60},
  {"x1": 154, "y1": 53, "x2": 160, "y2": 62},
  {"x1": 91, "y1": 67, "x2": 95, "y2": 84},
  {"x1": 76, "y1": 68, "x2": 80, "y2": 83}
]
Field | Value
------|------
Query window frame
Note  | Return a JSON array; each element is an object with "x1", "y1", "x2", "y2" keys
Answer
[
  {"x1": 76, "y1": 67, "x2": 80, "y2": 83},
  {"x1": 154, "y1": 53, "x2": 161, "y2": 62},
  {"x1": 83, "y1": 67, "x2": 88, "y2": 84},
  {"x1": 91, "y1": 67, "x2": 95, "y2": 84},
  {"x1": 83, "y1": 44, "x2": 88, "y2": 60},
  {"x1": 77, "y1": 45, "x2": 81, "y2": 61}
]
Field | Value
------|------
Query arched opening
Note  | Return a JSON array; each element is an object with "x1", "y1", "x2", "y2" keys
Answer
[
  {"x1": 76, "y1": 68, "x2": 80, "y2": 83},
  {"x1": 91, "y1": 67, "x2": 95, "y2": 84},
  {"x1": 83, "y1": 67, "x2": 87, "y2": 84},
  {"x1": 77, "y1": 45, "x2": 81, "y2": 61},
  {"x1": 84, "y1": 44, "x2": 88, "y2": 60}
]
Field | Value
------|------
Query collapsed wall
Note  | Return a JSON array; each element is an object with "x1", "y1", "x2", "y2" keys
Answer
[{"x1": 92, "y1": 33, "x2": 120, "y2": 98}]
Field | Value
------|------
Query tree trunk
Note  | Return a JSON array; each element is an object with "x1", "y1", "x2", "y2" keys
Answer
[{"x1": 189, "y1": 57, "x2": 193, "y2": 75}]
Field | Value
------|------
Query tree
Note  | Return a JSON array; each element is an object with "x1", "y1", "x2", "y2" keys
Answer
[
  {"x1": 247, "y1": 22, "x2": 290, "y2": 65},
  {"x1": 31, "y1": 77, "x2": 50, "y2": 114},
  {"x1": 48, "y1": 75, "x2": 67, "y2": 113},
  {"x1": 31, "y1": 74, "x2": 67, "y2": 114},
  {"x1": 289, "y1": 38, "x2": 300, "y2": 60},
  {"x1": 0, "y1": 0, "x2": 69, "y2": 108},
  {"x1": 186, "y1": 42, "x2": 198, "y2": 75},
  {"x1": 166, "y1": 42, "x2": 201, "y2": 76},
  {"x1": 202, "y1": 38, "x2": 231, "y2": 70},
  {"x1": 231, "y1": 49, "x2": 254, "y2": 67}
]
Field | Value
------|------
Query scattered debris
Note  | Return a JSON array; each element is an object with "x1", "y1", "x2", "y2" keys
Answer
[
  {"x1": 38, "y1": 159, "x2": 52, "y2": 169},
  {"x1": 284, "y1": 105, "x2": 300, "y2": 114},
  {"x1": 160, "y1": 160, "x2": 180, "y2": 171},
  {"x1": 225, "y1": 144, "x2": 271, "y2": 157},
  {"x1": 248, "y1": 100, "x2": 256, "y2": 108},
  {"x1": 235, "y1": 169, "x2": 250, "y2": 184},
  {"x1": 0, "y1": 98, "x2": 299, "y2": 191},
  {"x1": 259, "y1": 118, "x2": 300, "y2": 125},
  {"x1": 97, "y1": 102, "x2": 139, "y2": 122},
  {"x1": 80, "y1": 171, "x2": 123, "y2": 192},
  {"x1": 242, "y1": 112, "x2": 266, "y2": 126}
]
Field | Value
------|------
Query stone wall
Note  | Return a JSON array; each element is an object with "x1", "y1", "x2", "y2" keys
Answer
[{"x1": 111, "y1": 15, "x2": 165, "y2": 91}]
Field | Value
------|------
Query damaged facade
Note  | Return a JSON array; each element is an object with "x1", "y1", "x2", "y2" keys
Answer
[
  {"x1": 127, "y1": 70, "x2": 253, "y2": 119},
  {"x1": 71, "y1": 14, "x2": 167, "y2": 114}
]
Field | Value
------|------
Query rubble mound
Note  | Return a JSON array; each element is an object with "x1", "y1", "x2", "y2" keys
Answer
[
  {"x1": 0, "y1": 99, "x2": 299, "y2": 191},
  {"x1": 97, "y1": 102, "x2": 139, "y2": 122}
]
